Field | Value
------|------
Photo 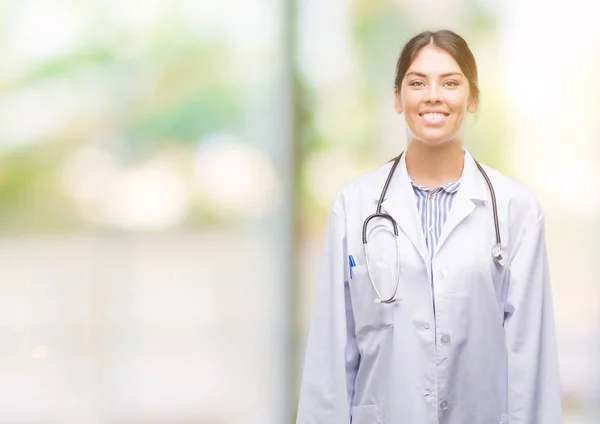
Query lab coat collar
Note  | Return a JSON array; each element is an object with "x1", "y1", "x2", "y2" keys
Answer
[
  {"x1": 455, "y1": 150, "x2": 488, "y2": 202},
  {"x1": 435, "y1": 150, "x2": 489, "y2": 256},
  {"x1": 372, "y1": 150, "x2": 487, "y2": 201},
  {"x1": 376, "y1": 153, "x2": 428, "y2": 264},
  {"x1": 375, "y1": 149, "x2": 488, "y2": 265}
]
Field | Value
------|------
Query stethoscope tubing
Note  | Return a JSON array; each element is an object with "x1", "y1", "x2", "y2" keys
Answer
[{"x1": 361, "y1": 151, "x2": 503, "y2": 304}]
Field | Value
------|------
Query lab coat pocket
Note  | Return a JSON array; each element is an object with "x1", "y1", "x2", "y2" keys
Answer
[
  {"x1": 349, "y1": 264, "x2": 394, "y2": 336},
  {"x1": 351, "y1": 404, "x2": 384, "y2": 424}
]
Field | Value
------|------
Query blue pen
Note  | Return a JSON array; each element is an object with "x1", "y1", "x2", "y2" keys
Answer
[{"x1": 349, "y1": 255, "x2": 356, "y2": 279}]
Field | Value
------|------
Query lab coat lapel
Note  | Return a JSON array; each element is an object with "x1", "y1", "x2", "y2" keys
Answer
[
  {"x1": 378, "y1": 155, "x2": 429, "y2": 266},
  {"x1": 435, "y1": 151, "x2": 487, "y2": 256}
]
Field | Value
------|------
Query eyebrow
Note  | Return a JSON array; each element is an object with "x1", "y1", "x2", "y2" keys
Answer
[{"x1": 406, "y1": 71, "x2": 463, "y2": 78}]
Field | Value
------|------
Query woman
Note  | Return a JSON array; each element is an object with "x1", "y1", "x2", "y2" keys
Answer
[{"x1": 296, "y1": 30, "x2": 562, "y2": 424}]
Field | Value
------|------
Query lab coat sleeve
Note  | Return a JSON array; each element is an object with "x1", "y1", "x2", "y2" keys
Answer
[
  {"x1": 504, "y1": 213, "x2": 562, "y2": 423},
  {"x1": 296, "y1": 206, "x2": 360, "y2": 424}
]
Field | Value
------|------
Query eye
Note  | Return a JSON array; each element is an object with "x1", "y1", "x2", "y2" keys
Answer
[
  {"x1": 444, "y1": 80, "x2": 459, "y2": 88},
  {"x1": 409, "y1": 80, "x2": 425, "y2": 88}
]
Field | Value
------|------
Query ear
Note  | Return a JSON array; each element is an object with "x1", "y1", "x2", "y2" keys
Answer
[
  {"x1": 394, "y1": 90, "x2": 403, "y2": 114},
  {"x1": 467, "y1": 95, "x2": 478, "y2": 113}
]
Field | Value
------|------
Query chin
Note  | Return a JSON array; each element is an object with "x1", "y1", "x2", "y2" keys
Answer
[{"x1": 414, "y1": 131, "x2": 455, "y2": 147}]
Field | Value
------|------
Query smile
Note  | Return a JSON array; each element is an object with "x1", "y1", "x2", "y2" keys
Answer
[{"x1": 419, "y1": 112, "x2": 449, "y2": 125}]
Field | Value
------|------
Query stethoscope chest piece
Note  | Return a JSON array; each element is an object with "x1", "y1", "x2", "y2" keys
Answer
[{"x1": 492, "y1": 243, "x2": 505, "y2": 267}]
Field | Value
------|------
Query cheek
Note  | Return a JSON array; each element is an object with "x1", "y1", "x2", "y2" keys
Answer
[
  {"x1": 448, "y1": 92, "x2": 471, "y2": 111},
  {"x1": 404, "y1": 112, "x2": 421, "y2": 131},
  {"x1": 401, "y1": 92, "x2": 421, "y2": 112}
]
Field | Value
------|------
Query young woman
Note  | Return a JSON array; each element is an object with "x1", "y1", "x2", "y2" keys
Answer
[{"x1": 296, "y1": 30, "x2": 562, "y2": 424}]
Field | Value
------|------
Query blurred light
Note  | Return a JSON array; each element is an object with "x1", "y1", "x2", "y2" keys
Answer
[
  {"x1": 313, "y1": 88, "x2": 369, "y2": 146},
  {"x1": 62, "y1": 148, "x2": 191, "y2": 230},
  {"x1": 61, "y1": 147, "x2": 118, "y2": 204},
  {"x1": 298, "y1": 0, "x2": 356, "y2": 85},
  {"x1": 303, "y1": 148, "x2": 365, "y2": 209},
  {"x1": 75, "y1": 66, "x2": 122, "y2": 115},
  {"x1": 501, "y1": 0, "x2": 600, "y2": 218},
  {"x1": 220, "y1": 0, "x2": 277, "y2": 53},
  {"x1": 401, "y1": 0, "x2": 465, "y2": 28},
  {"x1": 0, "y1": 81, "x2": 78, "y2": 150},
  {"x1": 535, "y1": 158, "x2": 600, "y2": 218},
  {"x1": 195, "y1": 134, "x2": 280, "y2": 219},
  {"x1": 180, "y1": 0, "x2": 277, "y2": 53},
  {"x1": 30, "y1": 345, "x2": 49, "y2": 361},
  {"x1": 178, "y1": 0, "x2": 223, "y2": 41},
  {"x1": 3, "y1": 1, "x2": 82, "y2": 67},
  {"x1": 106, "y1": 0, "x2": 165, "y2": 33},
  {"x1": 101, "y1": 162, "x2": 190, "y2": 230}
]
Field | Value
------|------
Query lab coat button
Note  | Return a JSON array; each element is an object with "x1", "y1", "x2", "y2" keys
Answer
[
  {"x1": 440, "y1": 400, "x2": 448, "y2": 411},
  {"x1": 441, "y1": 334, "x2": 451, "y2": 344},
  {"x1": 423, "y1": 389, "x2": 431, "y2": 397}
]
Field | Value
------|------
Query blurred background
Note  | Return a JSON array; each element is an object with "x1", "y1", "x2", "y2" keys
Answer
[{"x1": 0, "y1": 0, "x2": 598, "y2": 423}]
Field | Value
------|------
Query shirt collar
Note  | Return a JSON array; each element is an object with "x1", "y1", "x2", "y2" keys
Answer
[{"x1": 408, "y1": 175, "x2": 461, "y2": 194}]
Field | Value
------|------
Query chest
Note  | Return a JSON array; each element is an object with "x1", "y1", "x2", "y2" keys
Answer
[{"x1": 345, "y1": 203, "x2": 508, "y2": 336}]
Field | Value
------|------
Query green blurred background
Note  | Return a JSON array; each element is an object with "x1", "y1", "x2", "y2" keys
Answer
[{"x1": 0, "y1": 0, "x2": 598, "y2": 423}]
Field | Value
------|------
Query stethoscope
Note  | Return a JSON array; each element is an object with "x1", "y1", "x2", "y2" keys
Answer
[{"x1": 362, "y1": 152, "x2": 504, "y2": 304}]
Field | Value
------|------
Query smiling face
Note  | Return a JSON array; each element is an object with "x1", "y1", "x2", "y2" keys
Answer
[{"x1": 394, "y1": 44, "x2": 477, "y2": 146}]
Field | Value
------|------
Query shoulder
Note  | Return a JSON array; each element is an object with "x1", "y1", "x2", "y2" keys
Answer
[{"x1": 476, "y1": 161, "x2": 544, "y2": 226}]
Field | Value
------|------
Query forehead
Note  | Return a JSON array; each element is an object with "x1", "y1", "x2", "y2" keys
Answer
[{"x1": 406, "y1": 45, "x2": 462, "y2": 75}]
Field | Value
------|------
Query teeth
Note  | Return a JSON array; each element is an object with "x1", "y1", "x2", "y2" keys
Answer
[{"x1": 422, "y1": 113, "x2": 446, "y2": 122}]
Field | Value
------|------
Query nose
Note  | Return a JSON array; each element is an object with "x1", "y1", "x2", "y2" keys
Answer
[{"x1": 425, "y1": 83, "x2": 442, "y2": 103}]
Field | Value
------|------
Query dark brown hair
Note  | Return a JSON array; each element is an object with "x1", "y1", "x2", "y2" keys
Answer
[{"x1": 394, "y1": 30, "x2": 479, "y2": 105}]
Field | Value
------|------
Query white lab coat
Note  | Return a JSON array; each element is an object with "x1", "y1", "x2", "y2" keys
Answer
[{"x1": 296, "y1": 151, "x2": 562, "y2": 424}]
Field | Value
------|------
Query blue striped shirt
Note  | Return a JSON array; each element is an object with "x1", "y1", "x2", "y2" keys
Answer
[{"x1": 409, "y1": 177, "x2": 461, "y2": 260}]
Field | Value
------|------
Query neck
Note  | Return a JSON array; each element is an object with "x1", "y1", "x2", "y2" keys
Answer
[{"x1": 405, "y1": 140, "x2": 464, "y2": 190}]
